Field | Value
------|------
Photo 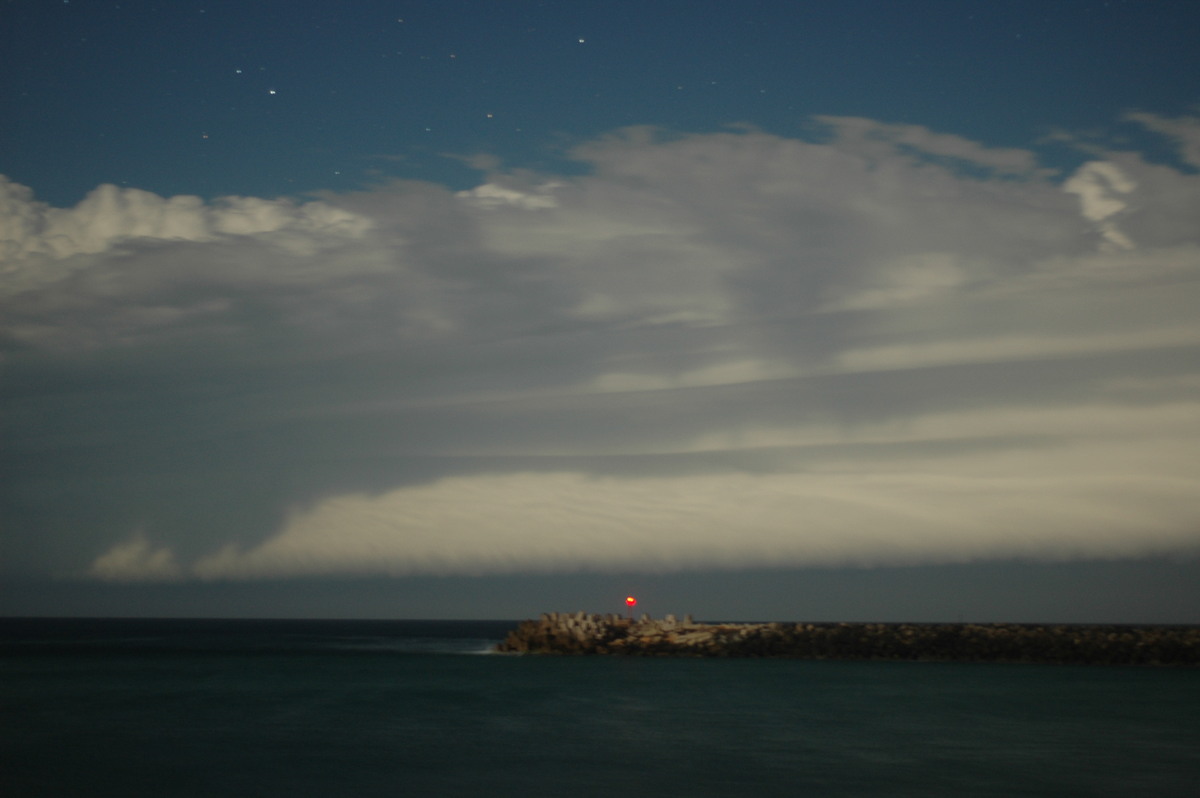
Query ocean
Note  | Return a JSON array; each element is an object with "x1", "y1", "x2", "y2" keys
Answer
[{"x1": 3, "y1": 618, "x2": 1197, "y2": 797}]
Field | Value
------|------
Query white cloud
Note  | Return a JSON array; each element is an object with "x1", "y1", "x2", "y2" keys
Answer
[
  {"x1": 1063, "y1": 162, "x2": 1136, "y2": 221},
  {"x1": 456, "y1": 181, "x2": 561, "y2": 210},
  {"x1": 1062, "y1": 161, "x2": 1137, "y2": 250},
  {"x1": 4, "y1": 114, "x2": 1200, "y2": 584},
  {"x1": 177, "y1": 438, "x2": 1199, "y2": 578},
  {"x1": 89, "y1": 535, "x2": 184, "y2": 582},
  {"x1": 814, "y1": 116, "x2": 1043, "y2": 175},
  {"x1": 836, "y1": 326, "x2": 1200, "y2": 373},
  {"x1": 1126, "y1": 110, "x2": 1200, "y2": 168},
  {"x1": 685, "y1": 401, "x2": 1200, "y2": 454},
  {"x1": 823, "y1": 252, "x2": 971, "y2": 310},
  {"x1": 0, "y1": 179, "x2": 372, "y2": 265},
  {"x1": 590, "y1": 358, "x2": 801, "y2": 394}
]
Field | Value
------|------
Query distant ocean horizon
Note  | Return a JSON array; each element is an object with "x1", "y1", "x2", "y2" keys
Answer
[{"x1": 4, "y1": 617, "x2": 1198, "y2": 797}]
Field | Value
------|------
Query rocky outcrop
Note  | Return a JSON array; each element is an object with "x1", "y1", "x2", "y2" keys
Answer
[{"x1": 495, "y1": 613, "x2": 1200, "y2": 665}]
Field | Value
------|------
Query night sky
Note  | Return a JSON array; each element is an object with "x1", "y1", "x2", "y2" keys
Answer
[{"x1": 3, "y1": 0, "x2": 1200, "y2": 621}]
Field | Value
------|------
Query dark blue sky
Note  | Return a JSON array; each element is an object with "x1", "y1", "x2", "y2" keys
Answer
[
  {"x1": 4, "y1": 0, "x2": 1198, "y2": 205},
  {"x1": 3, "y1": 1, "x2": 1200, "y2": 621}
]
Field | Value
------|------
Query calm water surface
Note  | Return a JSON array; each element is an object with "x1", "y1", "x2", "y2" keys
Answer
[{"x1": 3, "y1": 618, "x2": 1197, "y2": 797}]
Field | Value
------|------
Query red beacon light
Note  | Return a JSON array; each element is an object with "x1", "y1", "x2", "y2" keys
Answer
[{"x1": 625, "y1": 596, "x2": 637, "y2": 607}]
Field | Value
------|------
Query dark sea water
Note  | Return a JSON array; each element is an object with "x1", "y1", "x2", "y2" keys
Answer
[{"x1": 3, "y1": 618, "x2": 1198, "y2": 797}]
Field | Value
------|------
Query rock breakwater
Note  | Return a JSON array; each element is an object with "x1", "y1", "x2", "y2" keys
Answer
[{"x1": 495, "y1": 612, "x2": 1200, "y2": 665}]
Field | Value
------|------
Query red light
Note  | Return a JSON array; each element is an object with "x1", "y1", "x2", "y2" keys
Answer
[{"x1": 625, "y1": 596, "x2": 637, "y2": 606}]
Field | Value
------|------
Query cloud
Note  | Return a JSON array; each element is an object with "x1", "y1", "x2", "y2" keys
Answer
[
  {"x1": 159, "y1": 398, "x2": 1200, "y2": 580},
  {"x1": 1126, "y1": 110, "x2": 1200, "y2": 168},
  {"x1": 1062, "y1": 161, "x2": 1136, "y2": 250},
  {"x1": 0, "y1": 177, "x2": 371, "y2": 263},
  {"x1": 813, "y1": 116, "x2": 1044, "y2": 175},
  {"x1": 456, "y1": 181, "x2": 562, "y2": 210},
  {"x1": 89, "y1": 535, "x2": 184, "y2": 582},
  {"x1": 2, "y1": 114, "x2": 1199, "y2": 583}
]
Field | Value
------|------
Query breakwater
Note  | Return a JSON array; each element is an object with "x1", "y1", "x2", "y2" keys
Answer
[{"x1": 495, "y1": 612, "x2": 1200, "y2": 665}]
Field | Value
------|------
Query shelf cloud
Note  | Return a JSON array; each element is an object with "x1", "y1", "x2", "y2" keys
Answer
[{"x1": 3, "y1": 114, "x2": 1199, "y2": 583}]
